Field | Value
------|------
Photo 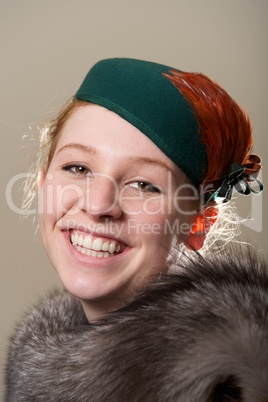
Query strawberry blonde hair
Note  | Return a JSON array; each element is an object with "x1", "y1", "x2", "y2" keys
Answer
[{"x1": 163, "y1": 70, "x2": 253, "y2": 185}]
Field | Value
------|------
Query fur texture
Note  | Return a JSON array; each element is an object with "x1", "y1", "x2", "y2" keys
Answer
[{"x1": 5, "y1": 248, "x2": 268, "y2": 402}]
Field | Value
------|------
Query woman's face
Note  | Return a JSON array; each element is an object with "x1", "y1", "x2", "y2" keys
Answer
[{"x1": 39, "y1": 104, "x2": 196, "y2": 319}]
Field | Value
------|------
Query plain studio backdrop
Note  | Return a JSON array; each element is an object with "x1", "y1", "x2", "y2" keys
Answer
[{"x1": 0, "y1": 0, "x2": 267, "y2": 399}]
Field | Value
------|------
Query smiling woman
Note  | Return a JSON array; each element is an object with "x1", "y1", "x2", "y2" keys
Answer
[
  {"x1": 5, "y1": 58, "x2": 264, "y2": 401},
  {"x1": 39, "y1": 104, "x2": 194, "y2": 319}
]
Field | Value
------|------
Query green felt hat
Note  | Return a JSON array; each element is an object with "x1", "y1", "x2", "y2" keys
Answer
[{"x1": 75, "y1": 58, "x2": 208, "y2": 187}]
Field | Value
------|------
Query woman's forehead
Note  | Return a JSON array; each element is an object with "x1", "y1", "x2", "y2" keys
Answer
[{"x1": 55, "y1": 104, "x2": 180, "y2": 169}]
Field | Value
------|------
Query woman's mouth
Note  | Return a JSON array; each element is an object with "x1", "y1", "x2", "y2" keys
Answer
[{"x1": 70, "y1": 231, "x2": 125, "y2": 258}]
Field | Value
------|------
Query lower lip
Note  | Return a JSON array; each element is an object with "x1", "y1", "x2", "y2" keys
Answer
[{"x1": 63, "y1": 231, "x2": 129, "y2": 267}]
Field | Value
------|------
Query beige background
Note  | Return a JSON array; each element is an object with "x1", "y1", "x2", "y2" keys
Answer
[{"x1": 1, "y1": 0, "x2": 267, "y2": 398}]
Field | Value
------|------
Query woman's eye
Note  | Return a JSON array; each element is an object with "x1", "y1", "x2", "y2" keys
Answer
[
  {"x1": 62, "y1": 165, "x2": 91, "y2": 176},
  {"x1": 129, "y1": 181, "x2": 161, "y2": 193}
]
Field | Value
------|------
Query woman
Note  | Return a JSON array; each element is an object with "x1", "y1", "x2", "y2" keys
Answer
[{"x1": 5, "y1": 58, "x2": 263, "y2": 400}]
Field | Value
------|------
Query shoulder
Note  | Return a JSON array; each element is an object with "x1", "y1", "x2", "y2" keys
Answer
[
  {"x1": 5, "y1": 290, "x2": 89, "y2": 401},
  {"x1": 11, "y1": 290, "x2": 87, "y2": 342}
]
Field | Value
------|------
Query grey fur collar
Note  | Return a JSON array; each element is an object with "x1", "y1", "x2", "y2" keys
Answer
[{"x1": 5, "y1": 249, "x2": 268, "y2": 402}]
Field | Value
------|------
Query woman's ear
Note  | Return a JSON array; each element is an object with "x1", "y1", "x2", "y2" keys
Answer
[{"x1": 186, "y1": 207, "x2": 218, "y2": 251}]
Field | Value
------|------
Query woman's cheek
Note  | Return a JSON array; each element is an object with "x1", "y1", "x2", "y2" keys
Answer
[
  {"x1": 140, "y1": 196, "x2": 167, "y2": 216},
  {"x1": 129, "y1": 204, "x2": 172, "y2": 243},
  {"x1": 119, "y1": 191, "x2": 167, "y2": 216},
  {"x1": 39, "y1": 177, "x2": 83, "y2": 220}
]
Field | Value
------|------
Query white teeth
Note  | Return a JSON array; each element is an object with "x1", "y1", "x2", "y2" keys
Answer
[
  {"x1": 75, "y1": 246, "x2": 114, "y2": 258},
  {"x1": 102, "y1": 241, "x2": 110, "y2": 252},
  {"x1": 116, "y1": 245, "x2": 121, "y2": 253},
  {"x1": 92, "y1": 238, "x2": 103, "y2": 251},
  {"x1": 71, "y1": 232, "x2": 125, "y2": 258},
  {"x1": 78, "y1": 235, "x2": 84, "y2": 246},
  {"x1": 71, "y1": 232, "x2": 79, "y2": 245},
  {"x1": 84, "y1": 236, "x2": 92, "y2": 249},
  {"x1": 109, "y1": 241, "x2": 116, "y2": 254}
]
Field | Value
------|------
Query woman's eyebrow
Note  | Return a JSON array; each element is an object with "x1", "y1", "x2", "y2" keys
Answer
[
  {"x1": 55, "y1": 144, "x2": 175, "y2": 174},
  {"x1": 55, "y1": 143, "x2": 97, "y2": 156},
  {"x1": 129, "y1": 156, "x2": 172, "y2": 172}
]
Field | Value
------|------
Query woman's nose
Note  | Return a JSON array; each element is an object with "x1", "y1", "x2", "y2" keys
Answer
[{"x1": 81, "y1": 174, "x2": 123, "y2": 220}]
